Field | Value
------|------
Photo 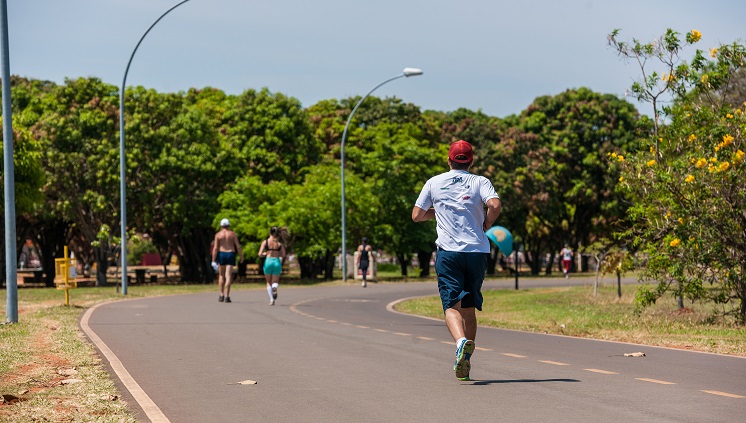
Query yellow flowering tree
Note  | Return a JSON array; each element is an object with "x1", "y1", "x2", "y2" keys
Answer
[{"x1": 609, "y1": 28, "x2": 746, "y2": 323}]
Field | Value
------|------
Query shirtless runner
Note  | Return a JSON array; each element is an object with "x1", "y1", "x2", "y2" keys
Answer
[{"x1": 211, "y1": 218, "x2": 243, "y2": 303}]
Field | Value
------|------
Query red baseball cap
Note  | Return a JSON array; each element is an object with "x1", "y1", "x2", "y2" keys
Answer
[{"x1": 448, "y1": 140, "x2": 473, "y2": 163}]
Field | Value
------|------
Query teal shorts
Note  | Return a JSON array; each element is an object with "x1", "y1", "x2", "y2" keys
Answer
[{"x1": 263, "y1": 257, "x2": 282, "y2": 275}]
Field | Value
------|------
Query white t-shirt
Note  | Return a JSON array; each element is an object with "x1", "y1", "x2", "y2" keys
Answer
[
  {"x1": 561, "y1": 248, "x2": 573, "y2": 261},
  {"x1": 415, "y1": 169, "x2": 500, "y2": 253}
]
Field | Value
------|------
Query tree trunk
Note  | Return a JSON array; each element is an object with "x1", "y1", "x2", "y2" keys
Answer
[
  {"x1": 739, "y1": 266, "x2": 745, "y2": 323},
  {"x1": 0, "y1": 236, "x2": 5, "y2": 286},
  {"x1": 417, "y1": 250, "x2": 433, "y2": 277},
  {"x1": 35, "y1": 218, "x2": 69, "y2": 287},
  {"x1": 527, "y1": 249, "x2": 541, "y2": 275},
  {"x1": 298, "y1": 256, "x2": 315, "y2": 279},
  {"x1": 545, "y1": 252, "x2": 556, "y2": 275},
  {"x1": 617, "y1": 269, "x2": 622, "y2": 298},
  {"x1": 91, "y1": 244, "x2": 109, "y2": 287},
  {"x1": 324, "y1": 250, "x2": 335, "y2": 280},
  {"x1": 580, "y1": 254, "x2": 589, "y2": 272},
  {"x1": 486, "y1": 246, "x2": 497, "y2": 275},
  {"x1": 396, "y1": 253, "x2": 409, "y2": 277},
  {"x1": 174, "y1": 228, "x2": 213, "y2": 283}
]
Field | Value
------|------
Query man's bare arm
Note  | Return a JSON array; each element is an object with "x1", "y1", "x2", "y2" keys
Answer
[
  {"x1": 211, "y1": 234, "x2": 219, "y2": 261},
  {"x1": 482, "y1": 198, "x2": 502, "y2": 231},
  {"x1": 234, "y1": 234, "x2": 243, "y2": 262},
  {"x1": 412, "y1": 206, "x2": 435, "y2": 222}
]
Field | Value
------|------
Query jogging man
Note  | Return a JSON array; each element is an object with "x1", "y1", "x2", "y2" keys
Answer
[
  {"x1": 412, "y1": 140, "x2": 502, "y2": 380},
  {"x1": 211, "y1": 218, "x2": 243, "y2": 303}
]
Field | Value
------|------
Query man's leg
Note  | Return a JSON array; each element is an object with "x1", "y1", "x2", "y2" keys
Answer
[
  {"x1": 445, "y1": 302, "x2": 477, "y2": 380},
  {"x1": 218, "y1": 265, "x2": 226, "y2": 301},
  {"x1": 444, "y1": 303, "x2": 466, "y2": 341},
  {"x1": 461, "y1": 307, "x2": 477, "y2": 341},
  {"x1": 224, "y1": 265, "x2": 233, "y2": 302}
]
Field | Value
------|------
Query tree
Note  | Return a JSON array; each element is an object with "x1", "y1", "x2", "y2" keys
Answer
[
  {"x1": 0, "y1": 77, "x2": 47, "y2": 283},
  {"x1": 488, "y1": 88, "x2": 642, "y2": 275},
  {"x1": 351, "y1": 122, "x2": 443, "y2": 276},
  {"x1": 216, "y1": 165, "x2": 371, "y2": 280},
  {"x1": 610, "y1": 28, "x2": 746, "y2": 322},
  {"x1": 34, "y1": 77, "x2": 120, "y2": 286},
  {"x1": 307, "y1": 96, "x2": 442, "y2": 276},
  {"x1": 222, "y1": 88, "x2": 321, "y2": 184},
  {"x1": 144, "y1": 96, "x2": 234, "y2": 282}
]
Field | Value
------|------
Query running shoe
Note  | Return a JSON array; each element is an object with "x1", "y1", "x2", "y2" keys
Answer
[
  {"x1": 453, "y1": 340, "x2": 475, "y2": 380},
  {"x1": 225, "y1": 297, "x2": 231, "y2": 303},
  {"x1": 269, "y1": 299, "x2": 275, "y2": 306},
  {"x1": 272, "y1": 287, "x2": 278, "y2": 300},
  {"x1": 362, "y1": 280, "x2": 367, "y2": 288},
  {"x1": 218, "y1": 295, "x2": 224, "y2": 302}
]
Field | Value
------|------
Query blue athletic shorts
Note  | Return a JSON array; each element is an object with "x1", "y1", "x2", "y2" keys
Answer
[
  {"x1": 217, "y1": 251, "x2": 236, "y2": 266},
  {"x1": 435, "y1": 250, "x2": 488, "y2": 311},
  {"x1": 263, "y1": 257, "x2": 282, "y2": 275}
]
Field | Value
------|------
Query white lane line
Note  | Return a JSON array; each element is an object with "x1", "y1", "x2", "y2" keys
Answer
[
  {"x1": 636, "y1": 378, "x2": 676, "y2": 385},
  {"x1": 701, "y1": 390, "x2": 746, "y2": 399},
  {"x1": 374, "y1": 329, "x2": 389, "y2": 333},
  {"x1": 394, "y1": 332, "x2": 411, "y2": 336},
  {"x1": 416, "y1": 336, "x2": 434, "y2": 341},
  {"x1": 80, "y1": 302, "x2": 171, "y2": 423},
  {"x1": 539, "y1": 360, "x2": 570, "y2": 366},
  {"x1": 355, "y1": 325, "x2": 370, "y2": 329},
  {"x1": 441, "y1": 341, "x2": 453, "y2": 345},
  {"x1": 502, "y1": 353, "x2": 527, "y2": 358},
  {"x1": 585, "y1": 368, "x2": 619, "y2": 375},
  {"x1": 475, "y1": 347, "x2": 492, "y2": 352}
]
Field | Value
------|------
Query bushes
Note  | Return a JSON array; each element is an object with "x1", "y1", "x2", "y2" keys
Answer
[{"x1": 127, "y1": 234, "x2": 157, "y2": 266}]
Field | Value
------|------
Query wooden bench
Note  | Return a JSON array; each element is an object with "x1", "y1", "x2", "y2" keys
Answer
[
  {"x1": 16, "y1": 268, "x2": 44, "y2": 286},
  {"x1": 109, "y1": 265, "x2": 180, "y2": 284}
]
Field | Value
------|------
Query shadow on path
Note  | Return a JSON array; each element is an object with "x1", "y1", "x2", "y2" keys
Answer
[{"x1": 468, "y1": 378, "x2": 580, "y2": 385}]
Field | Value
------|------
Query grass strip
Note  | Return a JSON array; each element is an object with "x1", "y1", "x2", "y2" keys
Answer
[{"x1": 395, "y1": 284, "x2": 746, "y2": 356}]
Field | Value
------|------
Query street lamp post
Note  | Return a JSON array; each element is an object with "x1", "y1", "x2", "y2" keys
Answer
[
  {"x1": 119, "y1": 0, "x2": 192, "y2": 294},
  {"x1": 340, "y1": 68, "x2": 423, "y2": 282},
  {"x1": 1, "y1": 0, "x2": 18, "y2": 323}
]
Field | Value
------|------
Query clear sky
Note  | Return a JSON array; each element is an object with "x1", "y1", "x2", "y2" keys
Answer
[{"x1": 7, "y1": 0, "x2": 746, "y2": 118}]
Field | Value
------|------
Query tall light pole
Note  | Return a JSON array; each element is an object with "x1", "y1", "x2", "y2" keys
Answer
[
  {"x1": 1, "y1": 0, "x2": 18, "y2": 322},
  {"x1": 119, "y1": 0, "x2": 192, "y2": 294},
  {"x1": 340, "y1": 67, "x2": 423, "y2": 282}
]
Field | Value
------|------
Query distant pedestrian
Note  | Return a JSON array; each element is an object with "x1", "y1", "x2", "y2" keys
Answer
[
  {"x1": 19, "y1": 238, "x2": 42, "y2": 269},
  {"x1": 211, "y1": 219, "x2": 243, "y2": 303},
  {"x1": 357, "y1": 237, "x2": 374, "y2": 287},
  {"x1": 560, "y1": 244, "x2": 574, "y2": 279},
  {"x1": 412, "y1": 140, "x2": 501, "y2": 381},
  {"x1": 258, "y1": 226, "x2": 288, "y2": 306}
]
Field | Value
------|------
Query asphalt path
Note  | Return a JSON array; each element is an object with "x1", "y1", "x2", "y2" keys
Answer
[{"x1": 81, "y1": 276, "x2": 746, "y2": 423}]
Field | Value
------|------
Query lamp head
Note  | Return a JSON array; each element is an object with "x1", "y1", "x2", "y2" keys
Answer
[{"x1": 402, "y1": 67, "x2": 423, "y2": 77}]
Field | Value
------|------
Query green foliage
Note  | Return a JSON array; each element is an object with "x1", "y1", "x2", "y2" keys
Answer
[
  {"x1": 488, "y1": 88, "x2": 643, "y2": 274},
  {"x1": 610, "y1": 28, "x2": 746, "y2": 322},
  {"x1": 0, "y1": 77, "x2": 48, "y2": 215},
  {"x1": 222, "y1": 88, "x2": 321, "y2": 184},
  {"x1": 126, "y1": 233, "x2": 157, "y2": 266},
  {"x1": 7, "y1": 74, "x2": 643, "y2": 285},
  {"x1": 349, "y1": 121, "x2": 443, "y2": 258}
]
